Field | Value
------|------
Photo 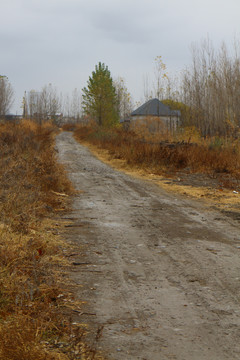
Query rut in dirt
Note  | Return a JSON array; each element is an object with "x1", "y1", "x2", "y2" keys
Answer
[{"x1": 56, "y1": 131, "x2": 240, "y2": 360}]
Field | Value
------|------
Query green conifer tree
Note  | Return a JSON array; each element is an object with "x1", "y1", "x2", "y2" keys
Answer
[{"x1": 82, "y1": 62, "x2": 119, "y2": 127}]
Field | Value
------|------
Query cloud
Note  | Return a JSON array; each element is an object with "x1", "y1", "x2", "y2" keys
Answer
[{"x1": 91, "y1": 13, "x2": 148, "y2": 44}]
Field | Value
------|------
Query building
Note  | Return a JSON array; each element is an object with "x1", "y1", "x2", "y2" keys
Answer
[{"x1": 130, "y1": 98, "x2": 180, "y2": 133}]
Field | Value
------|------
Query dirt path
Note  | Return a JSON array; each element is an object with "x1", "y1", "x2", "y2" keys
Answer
[{"x1": 56, "y1": 131, "x2": 240, "y2": 360}]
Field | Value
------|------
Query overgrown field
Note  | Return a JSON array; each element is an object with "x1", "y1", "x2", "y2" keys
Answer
[
  {"x1": 74, "y1": 124, "x2": 240, "y2": 190},
  {"x1": 0, "y1": 121, "x2": 98, "y2": 360}
]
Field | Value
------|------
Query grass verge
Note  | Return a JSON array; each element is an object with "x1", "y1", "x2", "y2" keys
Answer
[
  {"x1": 74, "y1": 125, "x2": 240, "y2": 183},
  {"x1": 0, "y1": 120, "x2": 102, "y2": 360},
  {"x1": 73, "y1": 124, "x2": 240, "y2": 213}
]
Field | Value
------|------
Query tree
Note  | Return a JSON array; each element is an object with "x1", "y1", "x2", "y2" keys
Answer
[
  {"x1": 143, "y1": 73, "x2": 154, "y2": 102},
  {"x1": 39, "y1": 84, "x2": 59, "y2": 120},
  {"x1": 114, "y1": 77, "x2": 133, "y2": 119},
  {"x1": 154, "y1": 56, "x2": 168, "y2": 100},
  {"x1": 180, "y1": 38, "x2": 240, "y2": 136},
  {"x1": 82, "y1": 62, "x2": 119, "y2": 126},
  {"x1": 0, "y1": 76, "x2": 14, "y2": 117},
  {"x1": 71, "y1": 88, "x2": 82, "y2": 120},
  {"x1": 142, "y1": 57, "x2": 179, "y2": 103},
  {"x1": 24, "y1": 84, "x2": 60, "y2": 123}
]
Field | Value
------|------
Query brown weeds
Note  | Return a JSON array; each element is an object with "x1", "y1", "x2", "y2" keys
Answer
[
  {"x1": 0, "y1": 121, "x2": 98, "y2": 359},
  {"x1": 0, "y1": 121, "x2": 73, "y2": 232},
  {"x1": 74, "y1": 124, "x2": 240, "y2": 190}
]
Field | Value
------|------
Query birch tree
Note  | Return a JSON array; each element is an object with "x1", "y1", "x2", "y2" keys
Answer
[
  {"x1": 181, "y1": 39, "x2": 240, "y2": 136},
  {"x1": 114, "y1": 77, "x2": 133, "y2": 119},
  {"x1": 0, "y1": 76, "x2": 14, "y2": 116}
]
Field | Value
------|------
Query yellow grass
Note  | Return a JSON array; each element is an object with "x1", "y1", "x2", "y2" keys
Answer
[
  {"x1": 0, "y1": 120, "x2": 102, "y2": 359},
  {"x1": 78, "y1": 138, "x2": 240, "y2": 214}
]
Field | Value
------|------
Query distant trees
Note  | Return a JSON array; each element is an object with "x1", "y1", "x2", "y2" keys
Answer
[
  {"x1": 0, "y1": 76, "x2": 14, "y2": 117},
  {"x1": 82, "y1": 62, "x2": 119, "y2": 126},
  {"x1": 180, "y1": 39, "x2": 240, "y2": 136},
  {"x1": 114, "y1": 77, "x2": 133, "y2": 119},
  {"x1": 70, "y1": 88, "x2": 82, "y2": 120},
  {"x1": 143, "y1": 57, "x2": 180, "y2": 104},
  {"x1": 143, "y1": 42, "x2": 240, "y2": 137},
  {"x1": 24, "y1": 84, "x2": 60, "y2": 123}
]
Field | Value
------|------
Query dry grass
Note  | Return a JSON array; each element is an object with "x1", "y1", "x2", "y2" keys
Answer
[
  {"x1": 74, "y1": 124, "x2": 240, "y2": 190},
  {"x1": 0, "y1": 120, "x2": 73, "y2": 232},
  {"x1": 0, "y1": 120, "x2": 100, "y2": 359},
  {"x1": 0, "y1": 315, "x2": 69, "y2": 360}
]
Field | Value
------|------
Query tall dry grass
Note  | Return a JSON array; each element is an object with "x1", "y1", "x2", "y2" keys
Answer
[
  {"x1": 0, "y1": 120, "x2": 72, "y2": 232},
  {"x1": 0, "y1": 121, "x2": 99, "y2": 359},
  {"x1": 74, "y1": 124, "x2": 240, "y2": 189}
]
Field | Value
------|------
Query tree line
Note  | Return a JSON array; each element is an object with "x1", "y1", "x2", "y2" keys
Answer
[
  {"x1": 145, "y1": 41, "x2": 240, "y2": 137},
  {"x1": 181, "y1": 39, "x2": 240, "y2": 137},
  {"x1": 0, "y1": 65, "x2": 133, "y2": 125},
  {"x1": 20, "y1": 65, "x2": 133, "y2": 125},
  {"x1": 2, "y1": 37, "x2": 240, "y2": 137}
]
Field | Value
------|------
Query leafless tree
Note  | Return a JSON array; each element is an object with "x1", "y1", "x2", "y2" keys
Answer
[
  {"x1": 153, "y1": 56, "x2": 168, "y2": 100},
  {"x1": 143, "y1": 73, "x2": 153, "y2": 101},
  {"x1": 71, "y1": 88, "x2": 82, "y2": 120},
  {"x1": 25, "y1": 84, "x2": 60, "y2": 123},
  {"x1": 114, "y1": 77, "x2": 133, "y2": 119},
  {"x1": 0, "y1": 76, "x2": 14, "y2": 117},
  {"x1": 180, "y1": 38, "x2": 240, "y2": 136}
]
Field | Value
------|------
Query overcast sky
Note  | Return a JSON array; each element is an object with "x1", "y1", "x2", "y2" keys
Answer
[{"x1": 1, "y1": 0, "x2": 240, "y2": 114}]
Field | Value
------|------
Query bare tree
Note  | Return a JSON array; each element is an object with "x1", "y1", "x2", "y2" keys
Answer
[
  {"x1": 0, "y1": 76, "x2": 14, "y2": 117},
  {"x1": 180, "y1": 38, "x2": 240, "y2": 136},
  {"x1": 143, "y1": 73, "x2": 153, "y2": 101},
  {"x1": 71, "y1": 88, "x2": 82, "y2": 121},
  {"x1": 25, "y1": 84, "x2": 60, "y2": 123},
  {"x1": 142, "y1": 57, "x2": 179, "y2": 103},
  {"x1": 25, "y1": 90, "x2": 41, "y2": 120},
  {"x1": 154, "y1": 56, "x2": 168, "y2": 100},
  {"x1": 40, "y1": 84, "x2": 59, "y2": 120},
  {"x1": 114, "y1": 77, "x2": 133, "y2": 119}
]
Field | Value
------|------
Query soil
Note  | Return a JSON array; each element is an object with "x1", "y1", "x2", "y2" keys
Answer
[{"x1": 56, "y1": 131, "x2": 240, "y2": 360}]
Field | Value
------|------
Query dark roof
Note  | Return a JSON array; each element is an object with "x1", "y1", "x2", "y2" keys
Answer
[{"x1": 131, "y1": 98, "x2": 180, "y2": 117}]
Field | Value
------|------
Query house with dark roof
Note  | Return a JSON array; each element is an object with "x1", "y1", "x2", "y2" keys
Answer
[{"x1": 130, "y1": 98, "x2": 180, "y2": 133}]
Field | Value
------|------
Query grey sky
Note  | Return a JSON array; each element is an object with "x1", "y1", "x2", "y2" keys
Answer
[{"x1": 1, "y1": 0, "x2": 240, "y2": 114}]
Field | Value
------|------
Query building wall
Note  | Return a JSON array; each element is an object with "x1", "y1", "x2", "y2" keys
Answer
[{"x1": 130, "y1": 115, "x2": 179, "y2": 133}]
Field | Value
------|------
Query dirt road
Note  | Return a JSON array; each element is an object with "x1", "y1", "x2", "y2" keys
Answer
[{"x1": 56, "y1": 132, "x2": 240, "y2": 360}]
